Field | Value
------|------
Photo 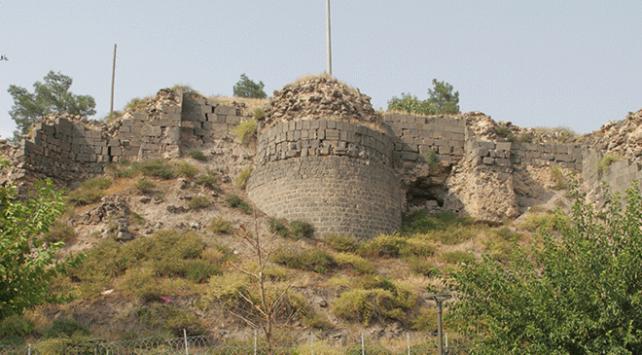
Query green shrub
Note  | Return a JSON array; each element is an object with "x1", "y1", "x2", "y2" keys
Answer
[
  {"x1": 34, "y1": 338, "x2": 70, "y2": 354},
  {"x1": 407, "y1": 257, "x2": 440, "y2": 277},
  {"x1": 125, "y1": 97, "x2": 146, "y2": 111},
  {"x1": 138, "y1": 159, "x2": 176, "y2": 179},
  {"x1": 235, "y1": 167, "x2": 253, "y2": 189},
  {"x1": 333, "y1": 287, "x2": 414, "y2": 325},
  {"x1": 289, "y1": 220, "x2": 315, "y2": 239},
  {"x1": 334, "y1": 253, "x2": 375, "y2": 274},
  {"x1": 43, "y1": 220, "x2": 76, "y2": 243},
  {"x1": 520, "y1": 212, "x2": 568, "y2": 234},
  {"x1": 346, "y1": 342, "x2": 393, "y2": 355},
  {"x1": 495, "y1": 227, "x2": 523, "y2": 242},
  {"x1": 401, "y1": 210, "x2": 472, "y2": 235},
  {"x1": 70, "y1": 230, "x2": 209, "y2": 297},
  {"x1": 598, "y1": 153, "x2": 619, "y2": 175},
  {"x1": 188, "y1": 149, "x2": 208, "y2": 162},
  {"x1": 302, "y1": 313, "x2": 335, "y2": 331},
  {"x1": 550, "y1": 165, "x2": 568, "y2": 190},
  {"x1": 67, "y1": 176, "x2": 112, "y2": 205},
  {"x1": 136, "y1": 178, "x2": 156, "y2": 194},
  {"x1": 359, "y1": 235, "x2": 407, "y2": 258},
  {"x1": 411, "y1": 307, "x2": 438, "y2": 331},
  {"x1": 494, "y1": 124, "x2": 514, "y2": 141},
  {"x1": 253, "y1": 108, "x2": 266, "y2": 120},
  {"x1": 174, "y1": 161, "x2": 199, "y2": 179},
  {"x1": 423, "y1": 149, "x2": 440, "y2": 170},
  {"x1": 195, "y1": 173, "x2": 219, "y2": 191},
  {"x1": 182, "y1": 259, "x2": 222, "y2": 283},
  {"x1": 268, "y1": 217, "x2": 290, "y2": 238},
  {"x1": 44, "y1": 318, "x2": 89, "y2": 338},
  {"x1": 433, "y1": 226, "x2": 477, "y2": 245},
  {"x1": 272, "y1": 248, "x2": 337, "y2": 274},
  {"x1": 188, "y1": 196, "x2": 211, "y2": 210},
  {"x1": 233, "y1": 119, "x2": 258, "y2": 145},
  {"x1": 440, "y1": 251, "x2": 476, "y2": 265},
  {"x1": 136, "y1": 303, "x2": 206, "y2": 336},
  {"x1": 209, "y1": 217, "x2": 233, "y2": 234},
  {"x1": 0, "y1": 315, "x2": 34, "y2": 340},
  {"x1": 225, "y1": 194, "x2": 252, "y2": 214},
  {"x1": 403, "y1": 237, "x2": 437, "y2": 257},
  {"x1": 108, "y1": 161, "x2": 138, "y2": 178},
  {"x1": 325, "y1": 234, "x2": 360, "y2": 252}
]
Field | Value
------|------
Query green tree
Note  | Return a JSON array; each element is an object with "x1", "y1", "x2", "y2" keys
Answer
[
  {"x1": 0, "y1": 180, "x2": 71, "y2": 318},
  {"x1": 450, "y1": 186, "x2": 642, "y2": 354},
  {"x1": 233, "y1": 74, "x2": 267, "y2": 99},
  {"x1": 388, "y1": 79, "x2": 460, "y2": 115},
  {"x1": 8, "y1": 71, "x2": 96, "y2": 140}
]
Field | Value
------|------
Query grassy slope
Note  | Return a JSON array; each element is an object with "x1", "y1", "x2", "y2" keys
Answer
[{"x1": 1, "y1": 156, "x2": 566, "y2": 352}]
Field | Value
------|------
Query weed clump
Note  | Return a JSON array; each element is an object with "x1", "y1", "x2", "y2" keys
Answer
[
  {"x1": 67, "y1": 177, "x2": 112, "y2": 206},
  {"x1": 324, "y1": 234, "x2": 360, "y2": 252},
  {"x1": 235, "y1": 167, "x2": 253, "y2": 189},
  {"x1": 233, "y1": 119, "x2": 257, "y2": 145},
  {"x1": 188, "y1": 149, "x2": 207, "y2": 162},
  {"x1": 209, "y1": 217, "x2": 233, "y2": 234},
  {"x1": 271, "y1": 248, "x2": 337, "y2": 274},
  {"x1": 135, "y1": 178, "x2": 156, "y2": 195},
  {"x1": 187, "y1": 196, "x2": 211, "y2": 210},
  {"x1": 225, "y1": 194, "x2": 252, "y2": 214}
]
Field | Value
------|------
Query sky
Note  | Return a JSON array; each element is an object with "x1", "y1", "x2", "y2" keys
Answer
[{"x1": 0, "y1": 0, "x2": 641, "y2": 138}]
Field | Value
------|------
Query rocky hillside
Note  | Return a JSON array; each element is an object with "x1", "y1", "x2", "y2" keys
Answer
[{"x1": 0, "y1": 153, "x2": 570, "y2": 353}]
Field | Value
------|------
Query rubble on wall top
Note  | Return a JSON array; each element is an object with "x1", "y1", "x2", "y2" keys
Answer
[
  {"x1": 578, "y1": 109, "x2": 642, "y2": 161},
  {"x1": 263, "y1": 74, "x2": 379, "y2": 127}
]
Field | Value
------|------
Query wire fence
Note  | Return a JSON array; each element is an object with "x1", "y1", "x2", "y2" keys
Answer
[{"x1": 0, "y1": 333, "x2": 469, "y2": 354}]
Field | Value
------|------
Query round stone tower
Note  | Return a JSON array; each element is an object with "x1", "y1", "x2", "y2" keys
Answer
[{"x1": 247, "y1": 76, "x2": 402, "y2": 238}]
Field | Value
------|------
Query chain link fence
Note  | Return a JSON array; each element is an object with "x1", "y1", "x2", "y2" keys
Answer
[{"x1": 1, "y1": 333, "x2": 469, "y2": 354}]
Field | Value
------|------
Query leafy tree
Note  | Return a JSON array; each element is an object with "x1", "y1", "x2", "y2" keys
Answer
[
  {"x1": 426, "y1": 79, "x2": 460, "y2": 114},
  {"x1": 0, "y1": 180, "x2": 71, "y2": 318},
  {"x1": 8, "y1": 71, "x2": 96, "y2": 140},
  {"x1": 450, "y1": 185, "x2": 642, "y2": 354},
  {"x1": 233, "y1": 74, "x2": 267, "y2": 99},
  {"x1": 388, "y1": 79, "x2": 459, "y2": 115}
]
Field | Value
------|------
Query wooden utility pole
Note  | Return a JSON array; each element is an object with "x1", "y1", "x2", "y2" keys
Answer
[
  {"x1": 109, "y1": 43, "x2": 117, "y2": 117},
  {"x1": 325, "y1": 0, "x2": 333, "y2": 76}
]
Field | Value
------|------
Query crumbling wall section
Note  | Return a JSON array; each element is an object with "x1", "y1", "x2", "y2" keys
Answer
[
  {"x1": 22, "y1": 117, "x2": 108, "y2": 182},
  {"x1": 180, "y1": 93, "x2": 248, "y2": 147},
  {"x1": 383, "y1": 113, "x2": 466, "y2": 169}
]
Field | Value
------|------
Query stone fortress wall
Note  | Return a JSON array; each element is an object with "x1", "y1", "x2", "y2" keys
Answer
[
  {"x1": 11, "y1": 85, "x2": 641, "y2": 237},
  {"x1": 384, "y1": 112, "x2": 583, "y2": 173},
  {"x1": 18, "y1": 91, "x2": 249, "y2": 183},
  {"x1": 247, "y1": 119, "x2": 402, "y2": 238}
]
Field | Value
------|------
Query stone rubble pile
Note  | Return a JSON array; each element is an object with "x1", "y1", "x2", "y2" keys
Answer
[
  {"x1": 264, "y1": 75, "x2": 379, "y2": 127},
  {"x1": 107, "y1": 88, "x2": 182, "y2": 133},
  {"x1": 579, "y1": 109, "x2": 642, "y2": 161}
]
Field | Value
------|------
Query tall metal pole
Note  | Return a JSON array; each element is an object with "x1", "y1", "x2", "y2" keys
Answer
[
  {"x1": 109, "y1": 43, "x2": 117, "y2": 117},
  {"x1": 325, "y1": 0, "x2": 333, "y2": 76}
]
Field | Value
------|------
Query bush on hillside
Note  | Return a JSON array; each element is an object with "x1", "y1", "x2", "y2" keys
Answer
[{"x1": 271, "y1": 248, "x2": 337, "y2": 274}]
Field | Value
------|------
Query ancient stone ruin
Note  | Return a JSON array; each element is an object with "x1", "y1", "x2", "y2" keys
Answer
[{"x1": 2, "y1": 76, "x2": 640, "y2": 237}]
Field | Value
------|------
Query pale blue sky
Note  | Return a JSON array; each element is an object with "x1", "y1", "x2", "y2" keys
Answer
[{"x1": 1, "y1": 0, "x2": 641, "y2": 138}]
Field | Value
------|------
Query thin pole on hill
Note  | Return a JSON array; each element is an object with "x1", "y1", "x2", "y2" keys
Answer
[
  {"x1": 325, "y1": 0, "x2": 333, "y2": 76},
  {"x1": 109, "y1": 43, "x2": 117, "y2": 117}
]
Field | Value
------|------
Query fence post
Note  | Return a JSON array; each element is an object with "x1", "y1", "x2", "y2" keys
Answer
[
  {"x1": 361, "y1": 333, "x2": 365, "y2": 355},
  {"x1": 253, "y1": 329, "x2": 258, "y2": 355},
  {"x1": 406, "y1": 333, "x2": 410, "y2": 355},
  {"x1": 183, "y1": 328, "x2": 189, "y2": 355}
]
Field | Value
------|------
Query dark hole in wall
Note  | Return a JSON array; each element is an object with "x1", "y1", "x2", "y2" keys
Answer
[{"x1": 406, "y1": 176, "x2": 448, "y2": 208}]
